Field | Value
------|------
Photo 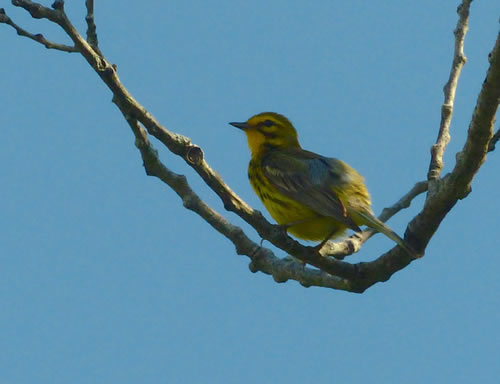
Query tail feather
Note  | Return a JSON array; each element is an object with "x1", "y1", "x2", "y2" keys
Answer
[{"x1": 351, "y1": 210, "x2": 416, "y2": 257}]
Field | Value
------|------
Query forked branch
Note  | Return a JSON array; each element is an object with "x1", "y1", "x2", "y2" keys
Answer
[
  {"x1": 0, "y1": 7, "x2": 76, "y2": 51},
  {"x1": 428, "y1": 0, "x2": 472, "y2": 187},
  {"x1": 2, "y1": 0, "x2": 498, "y2": 293}
]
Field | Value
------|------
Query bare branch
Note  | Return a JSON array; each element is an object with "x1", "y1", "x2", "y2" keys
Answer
[
  {"x1": 319, "y1": 234, "x2": 364, "y2": 260},
  {"x1": 350, "y1": 9, "x2": 500, "y2": 293},
  {"x1": 0, "y1": 8, "x2": 76, "y2": 52},
  {"x1": 450, "y1": 31, "x2": 500, "y2": 198},
  {"x1": 405, "y1": 29, "x2": 500, "y2": 263},
  {"x1": 11, "y1": 0, "x2": 63, "y2": 23},
  {"x1": 428, "y1": 0, "x2": 472, "y2": 185},
  {"x1": 4, "y1": 1, "x2": 361, "y2": 289},
  {"x1": 3, "y1": 0, "x2": 497, "y2": 293},
  {"x1": 121, "y1": 108, "x2": 352, "y2": 291},
  {"x1": 380, "y1": 181, "x2": 429, "y2": 222},
  {"x1": 488, "y1": 129, "x2": 500, "y2": 152},
  {"x1": 0, "y1": 0, "x2": 453, "y2": 290},
  {"x1": 85, "y1": 0, "x2": 102, "y2": 55}
]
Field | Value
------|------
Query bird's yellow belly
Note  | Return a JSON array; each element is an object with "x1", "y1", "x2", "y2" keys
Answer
[
  {"x1": 286, "y1": 215, "x2": 347, "y2": 241},
  {"x1": 250, "y1": 176, "x2": 346, "y2": 241}
]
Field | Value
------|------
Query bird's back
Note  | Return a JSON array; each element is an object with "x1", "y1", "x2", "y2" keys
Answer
[{"x1": 248, "y1": 147, "x2": 370, "y2": 241}]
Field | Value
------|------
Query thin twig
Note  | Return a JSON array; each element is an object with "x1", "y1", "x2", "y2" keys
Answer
[
  {"x1": 85, "y1": 0, "x2": 102, "y2": 56},
  {"x1": 488, "y1": 129, "x2": 500, "y2": 152},
  {"x1": 11, "y1": 0, "x2": 63, "y2": 23},
  {"x1": 428, "y1": 0, "x2": 472, "y2": 185},
  {"x1": 0, "y1": 8, "x2": 76, "y2": 52},
  {"x1": 380, "y1": 181, "x2": 429, "y2": 222}
]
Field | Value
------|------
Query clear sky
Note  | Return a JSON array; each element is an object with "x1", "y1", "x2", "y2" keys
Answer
[{"x1": 1, "y1": 1, "x2": 499, "y2": 383}]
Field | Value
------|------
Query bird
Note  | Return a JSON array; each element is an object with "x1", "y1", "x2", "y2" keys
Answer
[{"x1": 230, "y1": 111, "x2": 414, "y2": 255}]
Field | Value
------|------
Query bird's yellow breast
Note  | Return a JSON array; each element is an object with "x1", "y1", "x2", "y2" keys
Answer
[{"x1": 248, "y1": 160, "x2": 347, "y2": 241}]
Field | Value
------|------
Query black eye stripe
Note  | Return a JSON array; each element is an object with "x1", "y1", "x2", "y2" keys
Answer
[
  {"x1": 258, "y1": 119, "x2": 275, "y2": 129},
  {"x1": 257, "y1": 128, "x2": 277, "y2": 138}
]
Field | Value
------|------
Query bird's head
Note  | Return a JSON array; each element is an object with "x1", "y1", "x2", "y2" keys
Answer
[{"x1": 230, "y1": 112, "x2": 301, "y2": 156}]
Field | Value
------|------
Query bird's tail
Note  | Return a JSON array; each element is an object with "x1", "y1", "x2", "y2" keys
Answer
[{"x1": 350, "y1": 210, "x2": 416, "y2": 257}]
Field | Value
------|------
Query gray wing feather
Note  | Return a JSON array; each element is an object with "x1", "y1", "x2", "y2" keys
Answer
[{"x1": 262, "y1": 152, "x2": 360, "y2": 231}]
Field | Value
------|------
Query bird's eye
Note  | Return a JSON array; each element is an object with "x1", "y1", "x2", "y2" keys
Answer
[{"x1": 261, "y1": 120, "x2": 275, "y2": 127}]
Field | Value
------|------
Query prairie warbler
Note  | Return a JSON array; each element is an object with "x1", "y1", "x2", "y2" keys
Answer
[{"x1": 230, "y1": 112, "x2": 413, "y2": 254}]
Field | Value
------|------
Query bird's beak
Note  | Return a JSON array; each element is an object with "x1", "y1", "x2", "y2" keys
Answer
[{"x1": 229, "y1": 121, "x2": 250, "y2": 130}]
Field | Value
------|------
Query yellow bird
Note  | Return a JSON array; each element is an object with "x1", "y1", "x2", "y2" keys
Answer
[{"x1": 230, "y1": 112, "x2": 413, "y2": 254}]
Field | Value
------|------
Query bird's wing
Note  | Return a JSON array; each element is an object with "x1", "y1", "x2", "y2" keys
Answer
[{"x1": 261, "y1": 148, "x2": 361, "y2": 232}]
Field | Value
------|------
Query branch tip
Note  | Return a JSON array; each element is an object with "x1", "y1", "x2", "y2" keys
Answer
[
  {"x1": 51, "y1": 0, "x2": 64, "y2": 11},
  {"x1": 488, "y1": 129, "x2": 500, "y2": 152},
  {"x1": 85, "y1": 0, "x2": 101, "y2": 54},
  {"x1": 427, "y1": 0, "x2": 472, "y2": 182},
  {"x1": 0, "y1": 7, "x2": 77, "y2": 52}
]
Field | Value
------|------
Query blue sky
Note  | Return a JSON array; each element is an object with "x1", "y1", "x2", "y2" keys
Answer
[{"x1": 1, "y1": 1, "x2": 499, "y2": 383}]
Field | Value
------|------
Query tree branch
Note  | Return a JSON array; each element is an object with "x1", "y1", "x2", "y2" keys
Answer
[
  {"x1": 6, "y1": 1, "x2": 369, "y2": 281},
  {"x1": 11, "y1": 0, "x2": 64, "y2": 23},
  {"x1": 120, "y1": 106, "x2": 352, "y2": 291},
  {"x1": 84, "y1": 0, "x2": 102, "y2": 56},
  {"x1": 0, "y1": 8, "x2": 76, "y2": 52},
  {"x1": 487, "y1": 129, "x2": 499, "y2": 152},
  {"x1": 379, "y1": 181, "x2": 429, "y2": 222},
  {"x1": 428, "y1": 0, "x2": 472, "y2": 186},
  {"x1": 450, "y1": 30, "x2": 500, "y2": 198},
  {"x1": 404, "y1": 28, "x2": 500, "y2": 264},
  {"x1": 3, "y1": 0, "x2": 498, "y2": 293}
]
